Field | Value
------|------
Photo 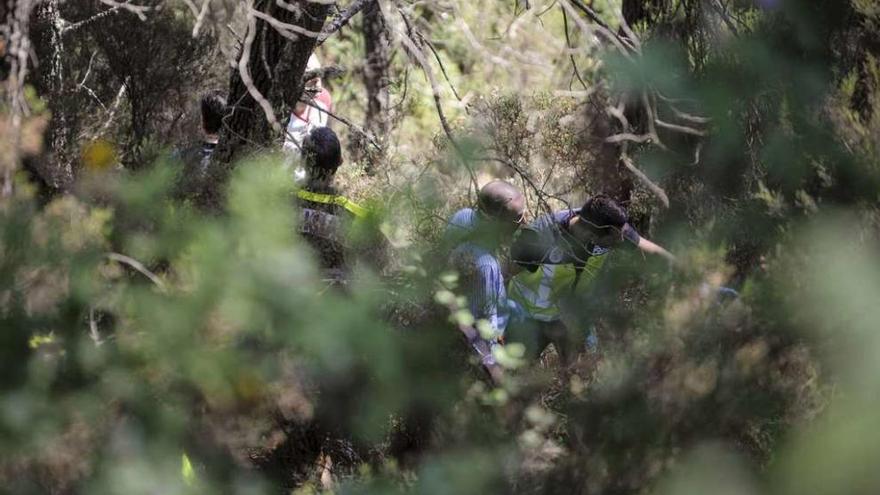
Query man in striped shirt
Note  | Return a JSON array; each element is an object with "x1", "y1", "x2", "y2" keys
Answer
[{"x1": 445, "y1": 181, "x2": 526, "y2": 382}]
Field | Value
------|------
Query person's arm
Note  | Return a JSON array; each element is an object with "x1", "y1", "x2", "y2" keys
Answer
[
  {"x1": 621, "y1": 223, "x2": 677, "y2": 265},
  {"x1": 464, "y1": 260, "x2": 507, "y2": 383},
  {"x1": 635, "y1": 236, "x2": 677, "y2": 264}
]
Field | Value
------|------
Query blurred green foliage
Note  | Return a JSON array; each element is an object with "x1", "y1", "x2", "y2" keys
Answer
[{"x1": 2, "y1": 0, "x2": 880, "y2": 494}]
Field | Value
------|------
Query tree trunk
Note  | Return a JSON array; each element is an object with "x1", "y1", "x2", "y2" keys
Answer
[
  {"x1": 201, "y1": 0, "x2": 331, "y2": 210},
  {"x1": 356, "y1": 0, "x2": 391, "y2": 173},
  {"x1": 214, "y1": 0, "x2": 331, "y2": 164}
]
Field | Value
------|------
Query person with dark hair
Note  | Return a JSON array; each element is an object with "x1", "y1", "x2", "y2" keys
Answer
[
  {"x1": 295, "y1": 127, "x2": 369, "y2": 283},
  {"x1": 445, "y1": 180, "x2": 527, "y2": 383},
  {"x1": 507, "y1": 194, "x2": 675, "y2": 361},
  {"x1": 173, "y1": 90, "x2": 227, "y2": 201}
]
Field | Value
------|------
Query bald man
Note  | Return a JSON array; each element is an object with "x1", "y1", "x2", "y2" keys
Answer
[{"x1": 445, "y1": 181, "x2": 526, "y2": 383}]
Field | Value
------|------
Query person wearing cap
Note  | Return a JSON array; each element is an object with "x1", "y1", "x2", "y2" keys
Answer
[
  {"x1": 507, "y1": 194, "x2": 675, "y2": 361},
  {"x1": 445, "y1": 180, "x2": 527, "y2": 383}
]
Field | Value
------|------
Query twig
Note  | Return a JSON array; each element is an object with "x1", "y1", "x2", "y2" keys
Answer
[
  {"x1": 605, "y1": 133, "x2": 656, "y2": 144},
  {"x1": 88, "y1": 307, "x2": 103, "y2": 346},
  {"x1": 422, "y1": 37, "x2": 463, "y2": 103},
  {"x1": 641, "y1": 91, "x2": 666, "y2": 149},
  {"x1": 191, "y1": 0, "x2": 211, "y2": 38},
  {"x1": 317, "y1": 0, "x2": 372, "y2": 44},
  {"x1": 302, "y1": 66, "x2": 346, "y2": 83},
  {"x1": 98, "y1": 0, "x2": 151, "y2": 21},
  {"x1": 621, "y1": 154, "x2": 669, "y2": 208},
  {"x1": 303, "y1": 100, "x2": 381, "y2": 151},
  {"x1": 105, "y1": 253, "x2": 167, "y2": 292},
  {"x1": 562, "y1": 0, "x2": 636, "y2": 56},
  {"x1": 99, "y1": 82, "x2": 128, "y2": 135},
  {"x1": 606, "y1": 103, "x2": 670, "y2": 208},
  {"x1": 654, "y1": 117, "x2": 706, "y2": 136},
  {"x1": 561, "y1": 5, "x2": 589, "y2": 92},
  {"x1": 397, "y1": 8, "x2": 478, "y2": 192},
  {"x1": 664, "y1": 103, "x2": 711, "y2": 124},
  {"x1": 226, "y1": 23, "x2": 243, "y2": 49},
  {"x1": 710, "y1": 0, "x2": 740, "y2": 36},
  {"x1": 240, "y1": 5, "x2": 284, "y2": 134},
  {"x1": 181, "y1": 0, "x2": 200, "y2": 17},
  {"x1": 61, "y1": 5, "x2": 122, "y2": 35},
  {"x1": 77, "y1": 52, "x2": 107, "y2": 110},
  {"x1": 250, "y1": 8, "x2": 323, "y2": 40}
]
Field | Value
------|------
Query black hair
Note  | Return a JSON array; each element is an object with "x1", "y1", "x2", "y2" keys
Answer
[
  {"x1": 302, "y1": 126, "x2": 343, "y2": 178},
  {"x1": 200, "y1": 90, "x2": 227, "y2": 135},
  {"x1": 579, "y1": 194, "x2": 627, "y2": 227}
]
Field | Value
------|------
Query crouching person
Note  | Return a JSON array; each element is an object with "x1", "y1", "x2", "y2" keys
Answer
[
  {"x1": 445, "y1": 181, "x2": 526, "y2": 383},
  {"x1": 507, "y1": 194, "x2": 676, "y2": 363}
]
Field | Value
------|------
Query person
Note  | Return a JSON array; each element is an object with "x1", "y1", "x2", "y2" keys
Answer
[
  {"x1": 295, "y1": 127, "x2": 369, "y2": 284},
  {"x1": 173, "y1": 90, "x2": 226, "y2": 200},
  {"x1": 507, "y1": 194, "x2": 675, "y2": 361},
  {"x1": 445, "y1": 181, "x2": 526, "y2": 383},
  {"x1": 283, "y1": 54, "x2": 333, "y2": 157}
]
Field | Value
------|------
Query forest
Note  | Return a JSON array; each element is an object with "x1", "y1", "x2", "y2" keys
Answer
[{"x1": 2, "y1": 0, "x2": 880, "y2": 493}]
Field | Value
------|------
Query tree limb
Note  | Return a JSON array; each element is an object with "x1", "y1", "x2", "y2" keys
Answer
[
  {"x1": 621, "y1": 154, "x2": 669, "y2": 208},
  {"x1": 317, "y1": 0, "x2": 372, "y2": 44},
  {"x1": 105, "y1": 253, "x2": 167, "y2": 292}
]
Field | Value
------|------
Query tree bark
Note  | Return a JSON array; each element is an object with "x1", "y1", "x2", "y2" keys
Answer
[
  {"x1": 198, "y1": 0, "x2": 331, "y2": 210},
  {"x1": 356, "y1": 0, "x2": 391, "y2": 173},
  {"x1": 214, "y1": 0, "x2": 331, "y2": 165}
]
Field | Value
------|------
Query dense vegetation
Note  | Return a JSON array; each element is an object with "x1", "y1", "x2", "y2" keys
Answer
[{"x1": 2, "y1": 0, "x2": 880, "y2": 493}]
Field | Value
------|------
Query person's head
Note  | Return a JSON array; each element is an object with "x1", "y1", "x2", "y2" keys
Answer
[
  {"x1": 302, "y1": 126, "x2": 342, "y2": 181},
  {"x1": 477, "y1": 180, "x2": 526, "y2": 237},
  {"x1": 569, "y1": 194, "x2": 640, "y2": 248},
  {"x1": 200, "y1": 90, "x2": 227, "y2": 137}
]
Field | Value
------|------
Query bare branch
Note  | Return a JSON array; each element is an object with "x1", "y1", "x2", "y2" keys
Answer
[
  {"x1": 561, "y1": 0, "x2": 637, "y2": 56},
  {"x1": 99, "y1": 0, "x2": 151, "y2": 21},
  {"x1": 621, "y1": 154, "x2": 669, "y2": 208},
  {"x1": 664, "y1": 103, "x2": 712, "y2": 124},
  {"x1": 605, "y1": 133, "x2": 656, "y2": 144},
  {"x1": 303, "y1": 100, "x2": 381, "y2": 151},
  {"x1": 61, "y1": 5, "x2": 123, "y2": 34},
  {"x1": 105, "y1": 253, "x2": 167, "y2": 292},
  {"x1": 99, "y1": 82, "x2": 128, "y2": 135},
  {"x1": 302, "y1": 65, "x2": 345, "y2": 83},
  {"x1": 317, "y1": 0, "x2": 372, "y2": 44},
  {"x1": 239, "y1": 7, "x2": 283, "y2": 135},
  {"x1": 250, "y1": 8, "x2": 323, "y2": 39},
  {"x1": 561, "y1": 5, "x2": 590, "y2": 92},
  {"x1": 88, "y1": 307, "x2": 103, "y2": 346},
  {"x1": 396, "y1": 7, "x2": 478, "y2": 192},
  {"x1": 641, "y1": 91, "x2": 666, "y2": 149},
  {"x1": 606, "y1": 102, "x2": 670, "y2": 207},
  {"x1": 422, "y1": 37, "x2": 463, "y2": 103},
  {"x1": 654, "y1": 117, "x2": 707, "y2": 136},
  {"x1": 191, "y1": 0, "x2": 211, "y2": 38}
]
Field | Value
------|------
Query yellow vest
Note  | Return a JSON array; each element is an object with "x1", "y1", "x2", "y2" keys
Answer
[
  {"x1": 508, "y1": 254, "x2": 607, "y2": 321},
  {"x1": 296, "y1": 189, "x2": 368, "y2": 218}
]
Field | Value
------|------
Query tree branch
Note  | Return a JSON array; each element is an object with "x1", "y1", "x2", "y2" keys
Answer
[
  {"x1": 105, "y1": 253, "x2": 167, "y2": 292},
  {"x1": 317, "y1": 0, "x2": 372, "y2": 44}
]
